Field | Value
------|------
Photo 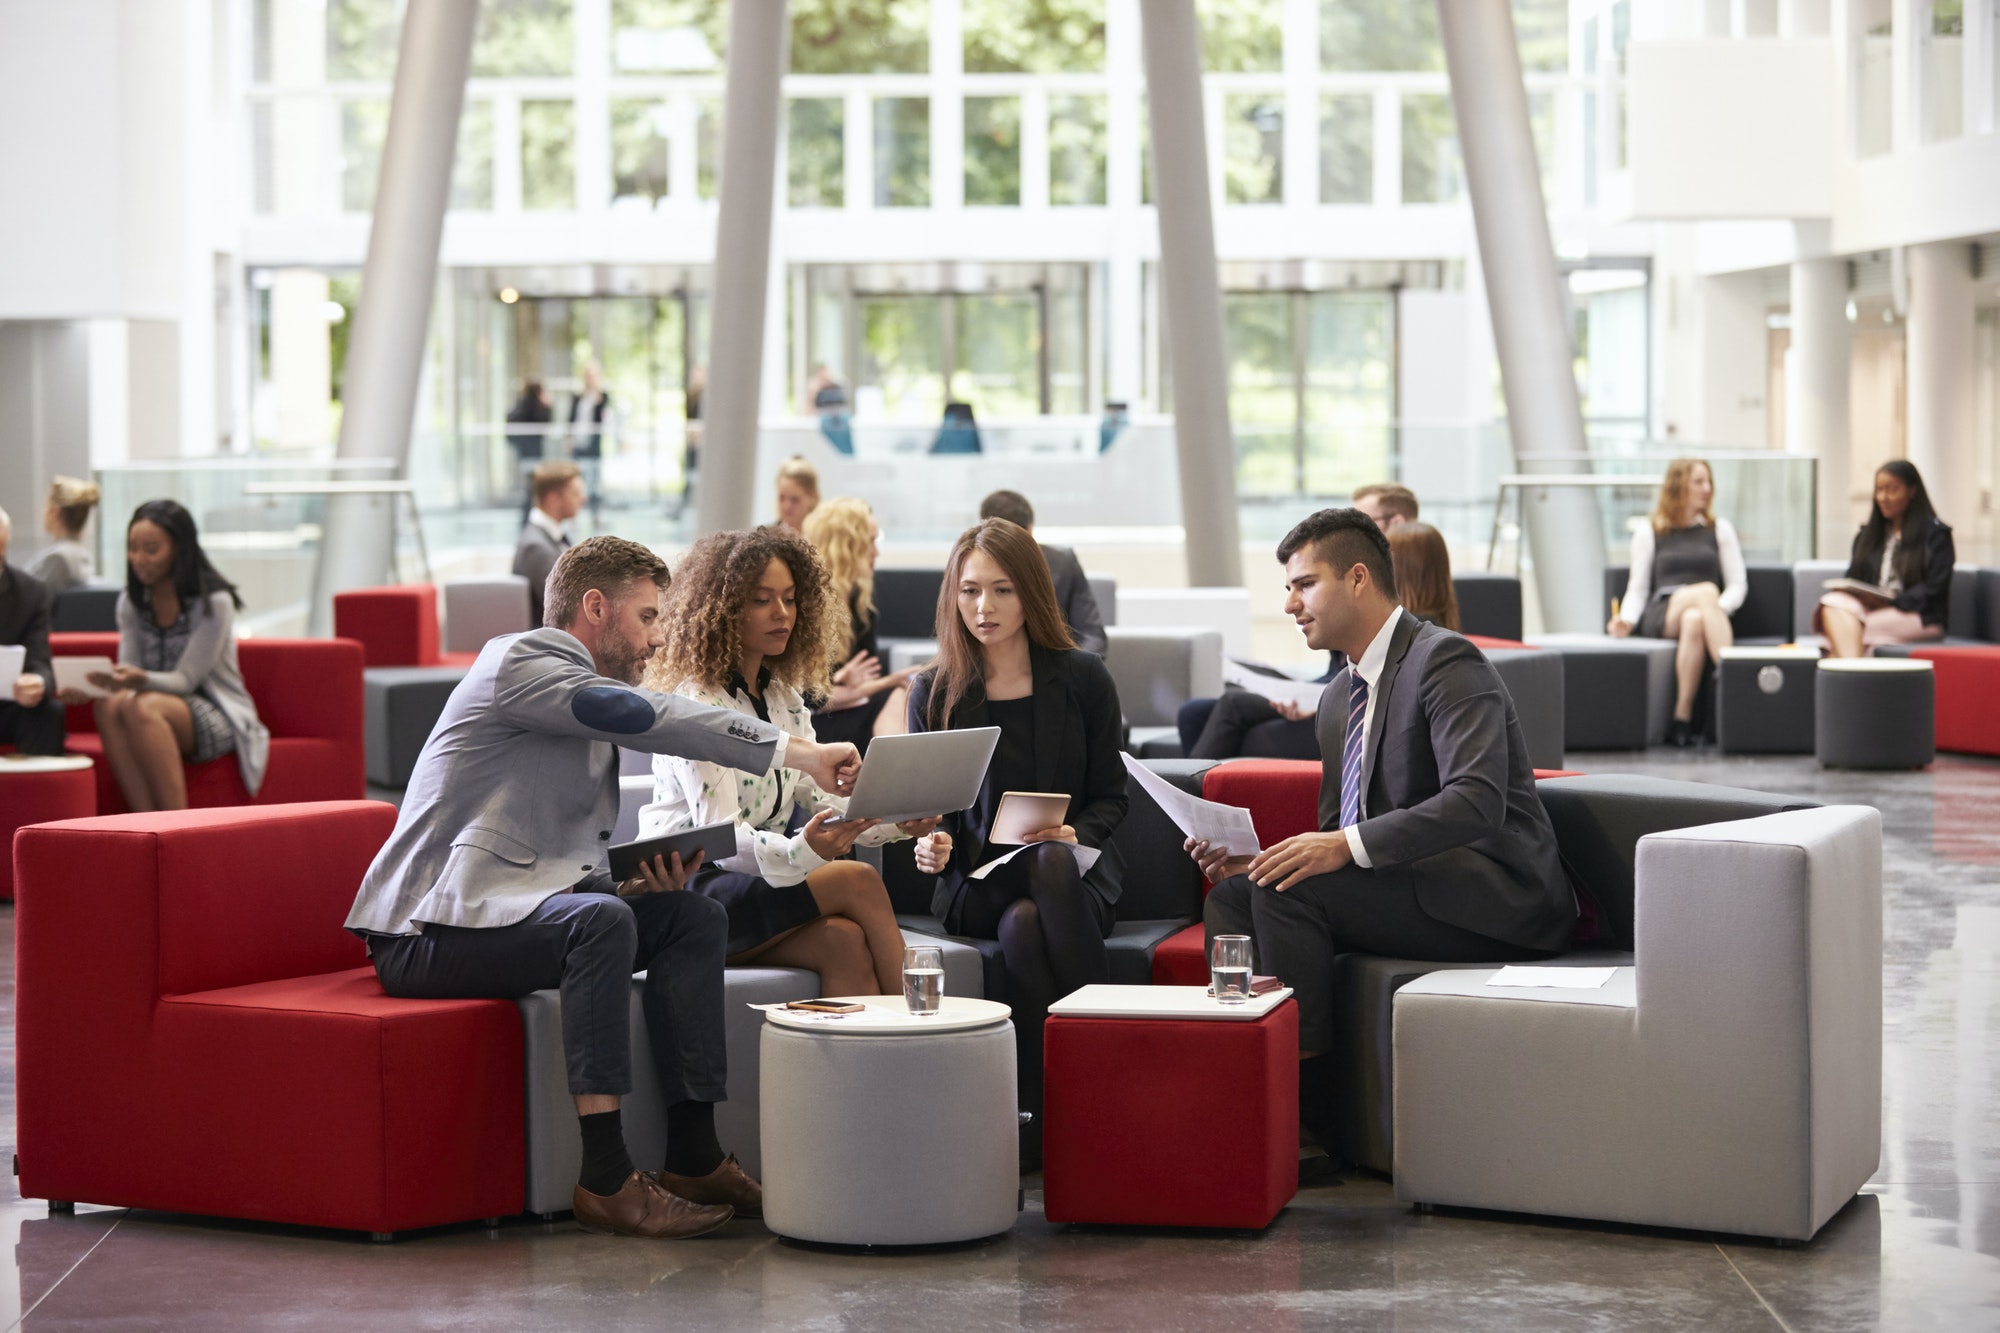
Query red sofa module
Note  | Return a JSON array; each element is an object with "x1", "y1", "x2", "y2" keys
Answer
[
  {"x1": 333, "y1": 584, "x2": 476, "y2": 668},
  {"x1": 1912, "y1": 646, "x2": 2000, "y2": 757},
  {"x1": 50, "y1": 632, "x2": 365, "y2": 815},
  {"x1": 14, "y1": 802, "x2": 524, "y2": 1236}
]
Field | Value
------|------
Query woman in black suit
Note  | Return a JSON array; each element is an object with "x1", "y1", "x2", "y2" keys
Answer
[
  {"x1": 1815, "y1": 459, "x2": 1955, "y2": 657},
  {"x1": 907, "y1": 518, "x2": 1127, "y2": 1144}
]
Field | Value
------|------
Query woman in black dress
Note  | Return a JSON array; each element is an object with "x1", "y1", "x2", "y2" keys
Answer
[{"x1": 803, "y1": 497, "x2": 914, "y2": 753}]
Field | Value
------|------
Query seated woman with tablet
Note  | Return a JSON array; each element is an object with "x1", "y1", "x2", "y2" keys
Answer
[
  {"x1": 639, "y1": 527, "x2": 942, "y2": 996},
  {"x1": 1815, "y1": 459, "x2": 1954, "y2": 657},
  {"x1": 906, "y1": 518, "x2": 1128, "y2": 1149}
]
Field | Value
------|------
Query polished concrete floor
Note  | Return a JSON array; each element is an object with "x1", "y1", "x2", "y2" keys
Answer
[{"x1": 5, "y1": 748, "x2": 1999, "y2": 1330}]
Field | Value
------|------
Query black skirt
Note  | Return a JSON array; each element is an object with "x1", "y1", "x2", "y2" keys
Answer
[{"x1": 688, "y1": 866, "x2": 823, "y2": 957}]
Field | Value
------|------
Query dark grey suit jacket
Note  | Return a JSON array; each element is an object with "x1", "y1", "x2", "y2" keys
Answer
[
  {"x1": 1316, "y1": 611, "x2": 1572, "y2": 952},
  {"x1": 511, "y1": 521, "x2": 565, "y2": 628},
  {"x1": 0, "y1": 564, "x2": 54, "y2": 695},
  {"x1": 1042, "y1": 544, "x2": 1106, "y2": 655}
]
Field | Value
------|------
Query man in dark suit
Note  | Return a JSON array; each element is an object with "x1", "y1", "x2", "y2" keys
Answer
[
  {"x1": 978, "y1": 490, "x2": 1107, "y2": 654},
  {"x1": 512, "y1": 460, "x2": 583, "y2": 626},
  {"x1": 1191, "y1": 508, "x2": 1572, "y2": 1153},
  {"x1": 0, "y1": 507, "x2": 64, "y2": 755}
]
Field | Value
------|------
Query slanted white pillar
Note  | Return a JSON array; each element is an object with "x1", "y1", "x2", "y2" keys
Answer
[
  {"x1": 1787, "y1": 253, "x2": 1853, "y2": 557},
  {"x1": 308, "y1": 0, "x2": 477, "y2": 634},
  {"x1": 697, "y1": 0, "x2": 790, "y2": 536},
  {"x1": 1140, "y1": 0, "x2": 1243, "y2": 587},
  {"x1": 1905, "y1": 240, "x2": 1977, "y2": 535},
  {"x1": 1438, "y1": 0, "x2": 1602, "y2": 633}
]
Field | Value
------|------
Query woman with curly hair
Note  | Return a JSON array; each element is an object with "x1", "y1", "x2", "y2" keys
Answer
[
  {"x1": 802, "y1": 497, "x2": 914, "y2": 752},
  {"x1": 637, "y1": 526, "x2": 939, "y2": 994}
]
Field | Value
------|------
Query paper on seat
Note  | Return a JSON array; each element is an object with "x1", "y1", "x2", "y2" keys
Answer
[{"x1": 1488, "y1": 966, "x2": 1616, "y2": 989}]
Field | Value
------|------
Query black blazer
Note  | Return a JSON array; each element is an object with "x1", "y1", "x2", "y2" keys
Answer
[
  {"x1": 1041, "y1": 544, "x2": 1107, "y2": 655},
  {"x1": 1317, "y1": 612, "x2": 1572, "y2": 953},
  {"x1": 1844, "y1": 515, "x2": 1955, "y2": 627},
  {"x1": 0, "y1": 564, "x2": 55, "y2": 695},
  {"x1": 907, "y1": 644, "x2": 1129, "y2": 922}
]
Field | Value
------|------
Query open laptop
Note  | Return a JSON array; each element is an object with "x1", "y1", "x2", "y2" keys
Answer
[{"x1": 828, "y1": 727, "x2": 1001, "y2": 824}]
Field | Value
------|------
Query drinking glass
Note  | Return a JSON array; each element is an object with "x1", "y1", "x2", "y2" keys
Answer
[
  {"x1": 1210, "y1": 935, "x2": 1253, "y2": 1004},
  {"x1": 903, "y1": 944, "x2": 944, "y2": 1016}
]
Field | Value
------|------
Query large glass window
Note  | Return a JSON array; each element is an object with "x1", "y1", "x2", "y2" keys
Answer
[
  {"x1": 951, "y1": 295, "x2": 1041, "y2": 416},
  {"x1": 793, "y1": 0, "x2": 929, "y2": 73},
  {"x1": 522, "y1": 100, "x2": 577, "y2": 210},
  {"x1": 963, "y1": 0, "x2": 1106, "y2": 72},
  {"x1": 453, "y1": 100, "x2": 495, "y2": 211},
  {"x1": 1225, "y1": 288, "x2": 1394, "y2": 496},
  {"x1": 874, "y1": 97, "x2": 931, "y2": 206},
  {"x1": 1400, "y1": 94, "x2": 1462, "y2": 205},
  {"x1": 326, "y1": 1, "x2": 400, "y2": 81},
  {"x1": 340, "y1": 100, "x2": 388, "y2": 214},
  {"x1": 1199, "y1": 0, "x2": 1284, "y2": 72},
  {"x1": 1320, "y1": 1, "x2": 1564, "y2": 73},
  {"x1": 611, "y1": 100, "x2": 673, "y2": 206},
  {"x1": 474, "y1": 0, "x2": 574, "y2": 77},
  {"x1": 1925, "y1": 1, "x2": 1966, "y2": 143},
  {"x1": 1226, "y1": 293, "x2": 1299, "y2": 494},
  {"x1": 788, "y1": 98, "x2": 845, "y2": 207},
  {"x1": 1049, "y1": 95, "x2": 1108, "y2": 205},
  {"x1": 1224, "y1": 96, "x2": 1284, "y2": 205},
  {"x1": 610, "y1": 0, "x2": 725, "y2": 72},
  {"x1": 965, "y1": 97, "x2": 1024, "y2": 206},
  {"x1": 859, "y1": 296, "x2": 946, "y2": 419},
  {"x1": 698, "y1": 98, "x2": 722, "y2": 198},
  {"x1": 1855, "y1": 0, "x2": 1894, "y2": 157},
  {"x1": 1319, "y1": 94, "x2": 1372, "y2": 204}
]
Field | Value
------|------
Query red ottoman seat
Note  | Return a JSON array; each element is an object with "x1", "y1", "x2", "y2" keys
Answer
[
  {"x1": 1912, "y1": 646, "x2": 2000, "y2": 757},
  {"x1": 334, "y1": 584, "x2": 477, "y2": 669},
  {"x1": 15, "y1": 801, "x2": 523, "y2": 1235},
  {"x1": 1045, "y1": 991, "x2": 1299, "y2": 1228},
  {"x1": 0, "y1": 758, "x2": 97, "y2": 901}
]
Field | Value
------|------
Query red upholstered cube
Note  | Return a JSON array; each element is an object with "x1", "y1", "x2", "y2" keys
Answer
[
  {"x1": 1912, "y1": 646, "x2": 2000, "y2": 757},
  {"x1": 1044, "y1": 1001, "x2": 1299, "y2": 1228},
  {"x1": 1201, "y1": 760, "x2": 1321, "y2": 850},
  {"x1": 50, "y1": 634, "x2": 364, "y2": 814},
  {"x1": 1, "y1": 761, "x2": 97, "y2": 901},
  {"x1": 14, "y1": 802, "x2": 524, "y2": 1234},
  {"x1": 334, "y1": 584, "x2": 442, "y2": 668}
]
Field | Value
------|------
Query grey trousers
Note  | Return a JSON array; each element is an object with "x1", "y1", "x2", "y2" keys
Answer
[{"x1": 371, "y1": 880, "x2": 730, "y2": 1103}]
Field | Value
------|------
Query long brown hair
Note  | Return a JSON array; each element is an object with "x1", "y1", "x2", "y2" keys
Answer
[
  {"x1": 1650, "y1": 458, "x2": 1713, "y2": 534},
  {"x1": 646, "y1": 526, "x2": 836, "y2": 699},
  {"x1": 924, "y1": 519, "x2": 1075, "y2": 728},
  {"x1": 1388, "y1": 522, "x2": 1460, "y2": 631}
]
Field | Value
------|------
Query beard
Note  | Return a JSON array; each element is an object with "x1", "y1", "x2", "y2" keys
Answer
[{"x1": 599, "y1": 636, "x2": 654, "y2": 685}]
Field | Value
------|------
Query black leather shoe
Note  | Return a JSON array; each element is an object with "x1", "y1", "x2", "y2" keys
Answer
[{"x1": 1669, "y1": 719, "x2": 1695, "y2": 748}]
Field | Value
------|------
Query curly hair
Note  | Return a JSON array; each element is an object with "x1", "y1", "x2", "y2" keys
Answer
[
  {"x1": 646, "y1": 526, "x2": 837, "y2": 699},
  {"x1": 802, "y1": 497, "x2": 877, "y2": 658}
]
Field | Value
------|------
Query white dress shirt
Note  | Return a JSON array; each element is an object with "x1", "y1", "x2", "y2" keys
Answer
[
  {"x1": 1340, "y1": 606, "x2": 1405, "y2": 870},
  {"x1": 527, "y1": 506, "x2": 568, "y2": 545}
]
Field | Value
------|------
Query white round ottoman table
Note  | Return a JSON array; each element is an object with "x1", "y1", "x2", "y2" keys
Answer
[{"x1": 759, "y1": 995, "x2": 1018, "y2": 1245}]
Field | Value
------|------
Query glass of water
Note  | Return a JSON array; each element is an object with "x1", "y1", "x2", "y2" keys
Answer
[
  {"x1": 903, "y1": 944, "x2": 944, "y2": 1016},
  {"x1": 1210, "y1": 935, "x2": 1253, "y2": 1004}
]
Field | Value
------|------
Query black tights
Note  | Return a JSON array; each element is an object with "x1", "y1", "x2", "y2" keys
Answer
[{"x1": 953, "y1": 842, "x2": 1111, "y2": 1117}]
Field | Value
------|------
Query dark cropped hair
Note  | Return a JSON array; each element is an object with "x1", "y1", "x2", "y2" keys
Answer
[
  {"x1": 978, "y1": 490, "x2": 1035, "y2": 529},
  {"x1": 125, "y1": 499, "x2": 242, "y2": 610},
  {"x1": 1276, "y1": 508, "x2": 1397, "y2": 598}
]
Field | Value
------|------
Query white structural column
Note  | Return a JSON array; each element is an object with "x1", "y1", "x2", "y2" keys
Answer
[
  {"x1": 1140, "y1": 0, "x2": 1244, "y2": 587},
  {"x1": 1437, "y1": 0, "x2": 1601, "y2": 633},
  {"x1": 1906, "y1": 240, "x2": 1978, "y2": 533},
  {"x1": 308, "y1": 0, "x2": 478, "y2": 634},
  {"x1": 1787, "y1": 255, "x2": 1853, "y2": 557},
  {"x1": 697, "y1": 0, "x2": 790, "y2": 536}
]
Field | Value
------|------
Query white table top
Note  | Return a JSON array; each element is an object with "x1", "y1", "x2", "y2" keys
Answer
[
  {"x1": 1818, "y1": 657, "x2": 1933, "y2": 673},
  {"x1": 1719, "y1": 645, "x2": 1823, "y2": 660},
  {"x1": 758, "y1": 994, "x2": 1011, "y2": 1036},
  {"x1": 1047, "y1": 983, "x2": 1294, "y2": 1022},
  {"x1": 0, "y1": 754, "x2": 93, "y2": 775}
]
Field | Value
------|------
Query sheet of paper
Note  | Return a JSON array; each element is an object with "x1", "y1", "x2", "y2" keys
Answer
[
  {"x1": 53, "y1": 656, "x2": 116, "y2": 700},
  {"x1": 1120, "y1": 753, "x2": 1262, "y2": 857},
  {"x1": 1488, "y1": 966, "x2": 1616, "y2": 989},
  {"x1": 0, "y1": 645, "x2": 24, "y2": 684},
  {"x1": 1222, "y1": 660, "x2": 1325, "y2": 714},
  {"x1": 968, "y1": 841, "x2": 1103, "y2": 881}
]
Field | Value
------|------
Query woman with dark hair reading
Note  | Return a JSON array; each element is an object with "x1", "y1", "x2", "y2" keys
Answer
[
  {"x1": 56, "y1": 499, "x2": 268, "y2": 810},
  {"x1": 906, "y1": 518, "x2": 1128, "y2": 1154},
  {"x1": 638, "y1": 526, "x2": 935, "y2": 995},
  {"x1": 1816, "y1": 459, "x2": 1954, "y2": 657}
]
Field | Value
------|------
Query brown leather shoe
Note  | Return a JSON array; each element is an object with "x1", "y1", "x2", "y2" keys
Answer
[
  {"x1": 654, "y1": 1154, "x2": 763, "y2": 1219},
  {"x1": 573, "y1": 1172, "x2": 733, "y2": 1239}
]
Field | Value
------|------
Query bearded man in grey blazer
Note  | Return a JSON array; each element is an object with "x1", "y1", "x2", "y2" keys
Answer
[
  {"x1": 347, "y1": 537, "x2": 860, "y2": 1239},
  {"x1": 1189, "y1": 509, "x2": 1572, "y2": 1159}
]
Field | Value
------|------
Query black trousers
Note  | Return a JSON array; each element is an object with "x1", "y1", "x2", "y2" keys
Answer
[
  {"x1": 0, "y1": 698, "x2": 66, "y2": 756},
  {"x1": 371, "y1": 879, "x2": 730, "y2": 1103},
  {"x1": 1204, "y1": 864, "x2": 1536, "y2": 1054},
  {"x1": 1187, "y1": 689, "x2": 1281, "y2": 759}
]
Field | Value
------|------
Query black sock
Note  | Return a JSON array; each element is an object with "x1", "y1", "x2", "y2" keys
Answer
[
  {"x1": 1298, "y1": 1055, "x2": 1342, "y2": 1157},
  {"x1": 578, "y1": 1109, "x2": 636, "y2": 1197},
  {"x1": 663, "y1": 1100, "x2": 725, "y2": 1177}
]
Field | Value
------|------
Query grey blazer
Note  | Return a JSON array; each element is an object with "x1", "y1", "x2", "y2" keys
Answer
[
  {"x1": 118, "y1": 590, "x2": 270, "y2": 796},
  {"x1": 1316, "y1": 611, "x2": 1572, "y2": 952},
  {"x1": 1042, "y1": 543, "x2": 1106, "y2": 655},
  {"x1": 511, "y1": 521, "x2": 566, "y2": 627},
  {"x1": 345, "y1": 628, "x2": 783, "y2": 937}
]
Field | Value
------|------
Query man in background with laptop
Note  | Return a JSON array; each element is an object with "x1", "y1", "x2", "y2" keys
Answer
[{"x1": 345, "y1": 537, "x2": 861, "y2": 1240}]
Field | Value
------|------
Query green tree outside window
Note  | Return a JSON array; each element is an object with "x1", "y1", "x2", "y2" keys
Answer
[
  {"x1": 611, "y1": 100, "x2": 673, "y2": 205},
  {"x1": 1319, "y1": 94, "x2": 1370, "y2": 204},
  {"x1": 963, "y1": 0, "x2": 1106, "y2": 73},
  {"x1": 1049, "y1": 95, "x2": 1107, "y2": 206},
  {"x1": 789, "y1": 98, "x2": 844, "y2": 207},
  {"x1": 1198, "y1": 0, "x2": 1283, "y2": 73},
  {"x1": 523, "y1": 100, "x2": 576, "y2": 210},
  {"x1": 1224, "y1": 95, "x2": 1284, "y2": 205},
  {"x1": 874, "y1": 97, "x2": 930, "y2": 206},
  {"x1": 792, "y1": 0, "x2": 928, "y2": 74},
  {"x1": 965, "y1": 97, "x2": 1023, "y2": 206}
]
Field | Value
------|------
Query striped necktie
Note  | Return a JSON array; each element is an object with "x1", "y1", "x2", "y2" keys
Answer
[{"x1": 1339, "y1": 673, "x2": 1369, "y2": 830}]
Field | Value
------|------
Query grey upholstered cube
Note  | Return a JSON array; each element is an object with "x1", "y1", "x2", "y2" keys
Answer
[
  {"x1": 1479, "y1": 646, "x2": 1565, "y2": 770},
  {"x1": 1816, "y1": 658, "x2": 1935, "y2": 769},
  {"x1": 1087, "y1": 574, "x2": 1117, "y2": 626},
  {"x1": 1527, "y1": 633, "x2": 1677, "y2": 750},
  {"x1": 441, "y1": 575, "x2": 532, "y2": 654},
  {"x1": 362, "y1": 665, "x2": 468, "y2": 788},
  {"x1": 1452, "y1": 571, "x2": 1523, "y2": 641},
  {"x1": 1716, "y1": 646, "x2": 1822, "y2": 755},
  {"x1": 1393, "y1": 804, "x2": 1883, "y2": 1242},
  {"x1": 1102, "y1": 626, "x2": 1224, "y2": 728}
]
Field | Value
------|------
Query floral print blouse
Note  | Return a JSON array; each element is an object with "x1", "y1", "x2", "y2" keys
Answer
[{"x1": 639, "y1": 674, "x2": 903, "y2": 885}]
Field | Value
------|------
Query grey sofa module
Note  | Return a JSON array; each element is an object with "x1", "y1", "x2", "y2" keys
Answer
[
  {"x1": 363, "y1": 665, "x2": 468, "y2": 788},
  {"x1": 1528, "y1": 634, "x2": 1677, "y2": 750},
  {"x1": 49, "y1": 583, "x2": 121, "y2": 632},
  {"x1": 442, "y1": 575, "x2": 532, "y2": 655},
  {"x1": 1087, "y1": 574, "x2": 1117, "y2": 626},
  {"x1": 1452, "y1": 572, "x2": 1522, "y2": 641},
  {"x1": 1104, "y1": 626, "x2": 1224, "y2": 729},
  {"x1": 1816, "y1": 658, "x2": 1935, "y2": 769},
  {"x1": 1790, "y1": 559, "x2": 1848, "y2": 639},
  {"x1": 1479, "y1": 646, "x2": 1565, "y2": 771},
  {"x1": 1715, "y1": 646, "x2": 1821, "y2": 755},
  {"x1": 1607, "y1": 560, "x2": 1795, "y2": 644}
]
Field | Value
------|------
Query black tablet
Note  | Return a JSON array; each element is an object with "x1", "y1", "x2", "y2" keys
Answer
[{"x1": 608, "y1": 821, "x2": 737, "y2": 883}]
